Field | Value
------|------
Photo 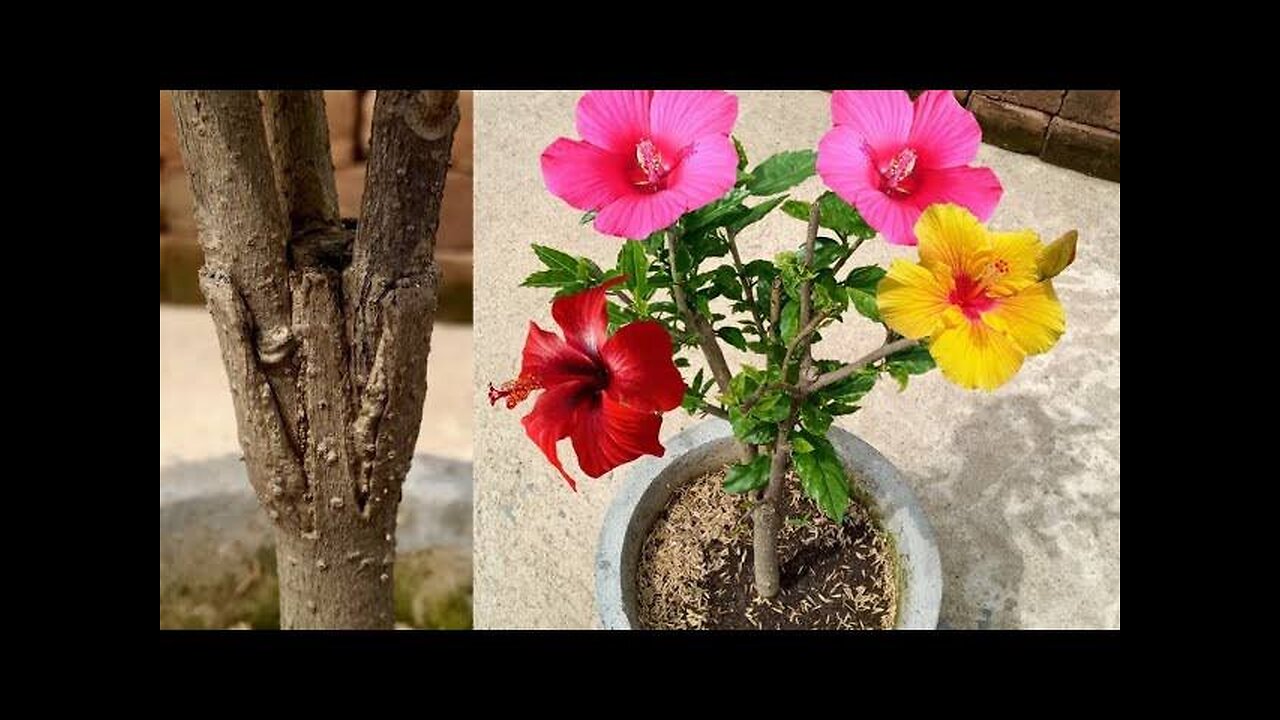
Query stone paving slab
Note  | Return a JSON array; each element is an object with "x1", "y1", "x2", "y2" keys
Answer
[{"x1": 472, "y1": 90, "x2": 1120, "y2": 629}]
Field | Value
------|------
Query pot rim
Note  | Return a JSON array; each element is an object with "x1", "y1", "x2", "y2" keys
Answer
[{"x1": 595, "y1": 418, "x2": 942, "y2": 629}]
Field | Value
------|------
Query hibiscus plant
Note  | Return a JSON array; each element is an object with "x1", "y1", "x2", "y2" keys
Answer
[{"x1": 491, "y1": 90, "x2": 1078, "y2": 599}]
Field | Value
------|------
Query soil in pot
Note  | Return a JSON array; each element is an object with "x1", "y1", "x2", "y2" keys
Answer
[{"x1": 637, "y1": 466, "x2": 897, "y2": 630}]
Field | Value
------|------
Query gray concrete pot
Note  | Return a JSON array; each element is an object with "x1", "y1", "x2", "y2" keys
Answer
[{"x1": 595, "y1": 419, "x2": 941, "y2": 629}]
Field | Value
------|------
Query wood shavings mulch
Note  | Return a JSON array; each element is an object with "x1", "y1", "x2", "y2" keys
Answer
[{"x1": 636, "y1": 466, "x2": 897, "y2": 630}]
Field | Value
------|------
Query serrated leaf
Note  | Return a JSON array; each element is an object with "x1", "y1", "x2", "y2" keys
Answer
[
  {"x1": 782, "y1": 199, "x2": 812, "y2": 222},
  {"x1": 717, "y1": 326, "x2": 748, "y2": 351},
  {"x1": 816, "y1": 191, "x2": 874, "y2": 240},
  {"x1": 521, "y1": 268, "x2": 576, "y2": 288},
  {"x1": 800, "y1": 402, "x2": 833, "y2": 436},
  {"x1": 729, "y1": 406, "x2": 775, "y2": 445},
  {"x1": 780, "y1": 301, "x2": 800, "y2": 343},
  {"x1": 844, "y1": 265, "x2": 886, "y2": 291},
  {"x1": 729, "y1": 195, "x2": 788, "y2": 234},
  {"x1": 723, "y1": 455, "x2": 771, "y2": 494},
  {"x1": 684, "y1": 187, "x2": 751, "y2": 232},
  {"x1": 885, "y1": 345, "x2": 936, "y2": 376},
  {"x1": 849, "y1": 288, "x2": 880, "y2": 322},
  {"x1": 1038, "y1": 229, "x2": 1077, "y2": 279},
  {"x1": 792, "y1": 433, "x2": 850, "y2": 522},
  {"x1": 791, "y1": 435, "x2": 815, "y2": 454},
  {"x1": 746, "y1": 150, "x2": 817, "y2": 196},
  {"x1": 532, "y1": 244, "x2": 579, "y2": 273},
  {"x1": 710, "y1": 265, "x2": 743, "y2": 301},
  {"x1": 750, "y1": 391, "x2": 791, "y2": 423},
  {"x1": 617, "y1": 240, "x2": 649, "y2": 300}
]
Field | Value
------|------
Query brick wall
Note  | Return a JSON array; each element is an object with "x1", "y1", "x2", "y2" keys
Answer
[
  {"x1": 160, "y1": 91, "x2": 474, "y2": 321},
  {"x1": 944, "y1": 90, "x2": 1119, "y2": 182}
]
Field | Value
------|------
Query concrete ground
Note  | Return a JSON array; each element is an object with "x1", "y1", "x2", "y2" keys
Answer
[
  {"x1": 160, "y1": 307, "x2": 473, "y2": 466},
  {"x1": 473, "y1": 90, "x2": 1120, "y2": 629}
]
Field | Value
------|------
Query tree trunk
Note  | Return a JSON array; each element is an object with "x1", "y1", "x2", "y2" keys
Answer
[{"x1": 173, "y1": 90, "x2": 458, "y2": 629}]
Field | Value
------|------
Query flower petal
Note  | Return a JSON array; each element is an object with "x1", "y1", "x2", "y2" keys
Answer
[
  {"x1": 915, "y1": 203, "x2": 988, "y2": 277},
  {"x1": 575, "y1": 90, "x2": 652, "y2": 154},
  {"x1": 915, "y1": 165, "x2": 1003, "y2": 222},
  {"x1": 593, "y1": 190, "x2": 688, "y2": 240},
  {"x1": 665, "y1": 135, "x2": 738, "y2": 214},
  {"x1": 908, "y1": 90, "x2": 982, "y2": 169},
  {"x1": 831, "y1": 90, "x2": 913, "y2": 156},
  {"x1": 521, "y1": 380, "x2": 595, "y2": 490},
  {"x1": 983, "y1": 281, "x2": 1065, "y2": 356},
  {"x1": 877, "y1": 260, "x2": 954, "y2": 339},
  {"x1": 986, "y1": 228, "x2": 1042, "y2": 296},
  {"x1": 929, "y1": 318, "x2": 1025, "y2": 390},
  {"x1": 649, "y1": 90, "x2": 738, "y2": 150},
  {"x1": 520, "y1": 321, "x2": 599, "y2": 387},
  {"x1": 817, "y1": 125, "x2": 877, "y2": 205},
  {"x1": 850, "y1": 189, "x2": 922, "y2": 246},
  {"x1": 551, "y1": 276, "x2": 625, "y2": 357},
  {"x1": 570, "y1": 393, "x2": 665, "y2": 478},
  {"x1": 540, "y1": 138, "x2": 631, "y2": 212},
  {"x1": 601, "y1": 321, "x2": 686, "y2": 413}
]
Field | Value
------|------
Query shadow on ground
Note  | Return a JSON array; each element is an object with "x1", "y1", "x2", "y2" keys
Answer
[{"x1": 913, "y1": 394, "x2": 1109, "y2": 629}]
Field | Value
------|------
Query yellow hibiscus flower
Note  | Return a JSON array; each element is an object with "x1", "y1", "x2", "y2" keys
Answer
[{"x1": 877, "y1": 204, "x2": 1068, "y2": 390}]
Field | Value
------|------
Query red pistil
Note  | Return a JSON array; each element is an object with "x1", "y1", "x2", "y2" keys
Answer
[
  {"x1": 488, "y1": 373, "x2": 543, "y2": 409},
  {"x1": 878, "y1": 147, "x2": 919, "y2": 197},
  {"x1": 949, "y1": 271, "x2": 997, "y2": 320}
]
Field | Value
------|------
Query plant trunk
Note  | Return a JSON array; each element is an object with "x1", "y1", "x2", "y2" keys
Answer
[
  {"x1": 173, "y1": 90, "x2": 458, "y2": 629},
  {"x1": 752, "y1": 428, "x2": 791, "y2": 599}
]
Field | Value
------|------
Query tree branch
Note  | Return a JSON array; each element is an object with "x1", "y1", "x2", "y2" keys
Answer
[
  {"x1": 173, "y1": 90, "x2": 302, "y2": 451},
  {"x1": 728, "y1": 229, "x2": 766, "y2": 335},
  {"x1": 797, "y1": 203, "x2": 820, "y2": 384},
  {"x1": 347, "y1": 90, "x2": 458, "y2": 392},
  {"x1": 665, "y1": 227, "x2": 733, "y2": 395},
  {"x1": 261, "y1": 91, "x2": 342, "y2": 241},
  {"x1": 808, "y1": 337, "x2": 920, "y2": 393}
]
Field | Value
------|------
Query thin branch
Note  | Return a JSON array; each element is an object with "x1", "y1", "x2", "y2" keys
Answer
[
  {"x1": 797, "y1": 203, "x2": 821, "y2": 384},
  {"x1": 728, "y1": 229, "x2": 766, "y2": 335},
  {"x1": 830, "y1": 235, "x2": 867, "y2": 278},
  {"x1": 768, "y1": 277, "x2": 782, "y2": 344},
  {"x1": 665, "y1": 228, "x2": 734, "y2": 395},
  {"x1": 808, "y1": 337, "x2": 920, "y2": 393}
]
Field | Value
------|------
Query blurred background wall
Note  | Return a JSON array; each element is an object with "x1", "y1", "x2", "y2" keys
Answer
[{"x1": 160, "y1": 90, "x2": 474, "y2": 321}]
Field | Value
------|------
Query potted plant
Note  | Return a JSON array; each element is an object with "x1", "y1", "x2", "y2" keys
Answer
[{"x1": 489, "y1": 90, "x2": 1078, "y2": 629}]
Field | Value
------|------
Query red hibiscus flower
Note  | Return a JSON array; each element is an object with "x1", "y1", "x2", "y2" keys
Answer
[{"x1": 489, "y1": 276, "x2": 686, "y2": 489}]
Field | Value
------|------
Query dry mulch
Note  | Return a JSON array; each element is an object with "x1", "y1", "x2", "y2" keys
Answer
[{"x1": 637, "y1": 466, "x2": 897, "y2": 630}]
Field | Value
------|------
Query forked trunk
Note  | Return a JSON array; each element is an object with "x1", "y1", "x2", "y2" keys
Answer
[{"x1": 173, "y1": 90, "x2": 458, "y2": 629}]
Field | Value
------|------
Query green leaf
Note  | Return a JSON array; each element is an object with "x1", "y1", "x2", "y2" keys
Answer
[
  {"x1": 844, "y1": 265, "x2": 886, "y2": 292},
  {"x1": 810, "y1": 236, "x2": 846, "y2": 271},
  {"x1": 710, "y1": 265, "x2": 743, "y2": 301},
  {"x1": 750, "y1": 391, "x2": 791, "y2": 423},
  {"x1": 816, "y1": 192, "x2": 874, "y2": 240},
  {"x1": 800, "y1": 402, "x2": 833, "y2": 436},
  {"x1": 792, "y1": 434, "x2": 850, "y2": 522},
  {"x1": 733, "y1": 136, "x2": 748, "y2": 172},
  {"x1": 521, "y1": 268, "x2": 575, "y2": 288},
  {"x1": 729, "y1": 406, "x2": 776, "y2": 445},
  {"x1": 746, "y1": 150, "x2": 817, "y2": 196},
  {"x1": 617, "y1": 240, "x2": 649, "y2": 300},
  {"x1": 728, "y1": 195, "x2": 789, "y2": 234},
  {"x1": 532, "y1": 244, "x2": 579, "y2": 274},
  {"x1": 1038, "y1": 229, "x2": 1078, "y2": 279},
  {"x1": 723, "y1": 455, "x2": 771, "y2": 494},
  {"x1": 684, "y1": 187, "x2": 751, "y2": 232},
  {"x1": 717, "y1": 326, "x2": 748, "y2": 351},
  {"x1": 779, "y1": 301, "x2": 800, "y2": 343},
  {"x1": 791, "y1": 434, "x2": 815, "y2": 454},
  {"x1": 886, "y1": 345, "x2": 936, "y2": 375},
  {"x1": 849, "y1": 288, "x2": 880, "y2": 322},
  {"x1": 781, "y1": 199, "x2": 812, "y2": 222}
]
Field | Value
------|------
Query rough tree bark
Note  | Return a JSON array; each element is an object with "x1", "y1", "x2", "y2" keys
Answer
[{"x1": 173, "y1": 90, "x2": 459, "y2": 629}]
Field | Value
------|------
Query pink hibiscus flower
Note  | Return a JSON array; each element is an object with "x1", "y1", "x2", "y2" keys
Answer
[
  {"x1": 816, "y1": 90, "x2": 1003, "y2": 246},
  {"x1": 541, "y1": 90, "x2": 740, "y2": 240}
]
